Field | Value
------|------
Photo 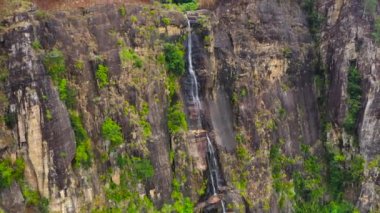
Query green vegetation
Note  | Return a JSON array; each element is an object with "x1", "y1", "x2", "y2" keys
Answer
[
  {"x1": 44, "y1": 49, "x2": 66, "y2": 83},
  {"x1": 130, "y1": 15, "x2": 138, "y2": 24},
  {"x1": 101, "y1": 118, "x2": 124, "y2": 147},
  {"x1": 269, "y1": 143, "x2": 295, "y2": 208},
  {"x1": 58, "y1": 79, "x2": 77, "y2": 109},
  {"x1": 35, "y1": 10, "x2": 49, "y2": 20},
  {"x1": 373, "y1": 17, "x2": 380, "y2": 44},
  {"x1": 167, "y1": 102, "x2": 188, "y2": 134},
  {"x1": 343, "y1": 66, "x2": 362, "y2": 134},
  {"x1": 119, "y1": 48, "x2": 143, "y2": 69},
  {"x1": 21, "y1": 184, "x2": 49, "y2": 213},
  {"x1": 124, "y1": 101, "x2": 152, "y2": 139},
  {"x1": 32, "y1": 39, "x2": 42, "y2": 50},
  {"x1": 95, "y1": 64, "x2": 109, "y2": 88},
  {"x1": 74, "y1": 59, "x2": 84, "y2": 71},
  {"x1": 117, "y1": 155, "x2": 154, "y2": 181},
  {"x1": 162, "y1": 17, "x2": 171, "y2": 26},
  {"x1": 163, "y1": 43, "x2": 185, "y2": 76},
  {"x1": 176, "y1": 0, "x2": 199, "y2": 12},
  {"x1": 45, "y1": 109, "x2": 52, "y2": 121},
  {"x1": 70, "y1": 111, "x2": 92, "y2": 168},
  {"x1": 326, "y1": 147, "x2": 364, "y2": 198},
  {"x1": 119, "y1": 5, "x2": 126, "y2": 17},
  {"x1": 302, "y1": 0, "x2": 323, "y2": 39},
  {"x1": 364, "y1": 0, "x2": 378, "y2": 16},
  {"x1": 0, "y1": 158, "x2": 25, "y2": 189}
]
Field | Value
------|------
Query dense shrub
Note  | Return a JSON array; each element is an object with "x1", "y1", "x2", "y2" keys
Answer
[
  {"x1": 167, "y1": 102, "x2": 187, "y2": 134},
  {"x1": 343, "y1": 66, "x2": 362, "y2": 134},
  {"x1": 0, "y1": 158, "x2": 25, "y2": 189},
  {"x1": 95, "y1": 64, "x2": 109, "y2": 88},
  {"x1": 58, "y1": 79, "x2": 77, "y2": 109},
  {"x1": 44, "y1": 49, "x2": 65, "y2": 83},
  {"x1": 101, "y1": 118, "x2": 124, "y2": 147},
  {"x1": 163, "y1": 43, "x2": 185, "y2": 76},
  {"x1": 70, "y1": 111, "x2": 92, "y2": 168}
]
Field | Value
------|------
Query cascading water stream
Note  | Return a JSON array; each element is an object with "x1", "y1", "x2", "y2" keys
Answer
[{"x1": 186, "y1": 15, "x2": 226, "y2": 213}]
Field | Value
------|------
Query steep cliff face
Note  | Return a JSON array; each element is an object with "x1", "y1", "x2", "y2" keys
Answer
[{"x1": 0, "y1": 0, "x2": 379, "y2": 212}]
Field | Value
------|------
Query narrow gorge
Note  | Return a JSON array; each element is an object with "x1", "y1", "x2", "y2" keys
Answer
[{"x1": 0, "y1": 0, "x2": 379, "y2": 213}]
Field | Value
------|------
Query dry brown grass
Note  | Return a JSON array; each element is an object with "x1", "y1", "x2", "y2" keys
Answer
[
  {"x1": 33, "y1": 0, "x2": 151, "y2": 10},
  {"x1": 199, "y1": 0, "x2": 217, "y2": 9}
]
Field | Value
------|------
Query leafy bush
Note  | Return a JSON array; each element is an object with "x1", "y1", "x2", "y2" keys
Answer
[
  {"x1": 44, "y1": 49, "x2": 65, "y2": 83},
  {"x1": 101, "y1": 118, "x2": 124, "y2": 147},
  {"x1": 162, "y1": 17, "x2": 171, "y2": 26},
  {"x1": 167, "y1": 102, "x2": 188, "y2": 134},
  {"x1": 302, "y1": 0, "x2": 323, "y2": 38},
  {"x1": 130, "y1": 15, "x2": 138, "y2": 24},
  {"x1": 21, "y1": 183, "x2": 49, "y2": 213},
  {"x1": 119, "y1": 6, "x2": 126, "y2": 17},
  {"x1": 163, "y1": 43, "x2": 185, "y2": 76},
  {"x1": 95, "y1": 64, "x2": 109, "y2": 88},
  {"x1": 58, "y1": 79, "x2": 77, "y2": 109},
  {"x1": 32, "y1": 39, "x2": 42, "y2": 50},
  {"x1": 0, "y1": 158, "x2": 25, "y2": 189},
  {"x1": 343, "y1": 66, "x2": 362, "y2": 134},
  {"x1": 176, "y1": 0, "x2": 199, "y2": 12},
  {"x1": 70, "y1": 111, "x2": 92, "y2": 168},
  {"x1": 119, "y1": 48, "x2": 143, "y2": 68},
  {"x1": 74, "y1": 59, "x2": 84, "y2": 71}
]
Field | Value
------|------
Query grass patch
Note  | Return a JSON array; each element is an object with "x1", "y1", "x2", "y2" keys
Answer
[{"x1": 119, "y1": 47, "x2": 143, "y2": 69}]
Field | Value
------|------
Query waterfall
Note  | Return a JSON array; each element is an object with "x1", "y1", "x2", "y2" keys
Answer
[
  {"x1": 186, "y1": 15, "x2": 226, "y2": 213},
  {"x1": 186, "y1": 18, "x2": 202, "y2": 113}
]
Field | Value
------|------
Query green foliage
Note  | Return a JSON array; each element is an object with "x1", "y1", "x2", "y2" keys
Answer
[
  {"x1": 364, "y1": 0, "x2": 378, "y2": 16},
  {"x1": 119, "y1": 48, "x2": 143, "y2": 68},
  {"x1": 58, "y1": 79, "x2": 77, "y2": 109},
  {"x1": 102, "y1": 118, "x2": 124, "y2": 147},
  {"x1": 45, "y1": 109, "x2": 52, "y2": 121},
  {"x1": 162, "y1": 17, "x2": 171, "y2": 26},
  {"x1": 269, "y1": 144, "x2": 296, "y2": 208},
  {"x1": 163, "y1": 43, "x2": 185, "y2": 76},
  {"x1": 177, "y1": 1, "x2": 199, "y2": 12},
  {"x1": 0, "y1": 158, "x2": 25, "y2": 189},
  {"x1": 119, "y1": 6, "x2": 126, "y2": 17},
  {"x1": 35, "y1": 10, "x2": 49, "y2": 20},
  {"x1": 133, "y1": 157, "x2": 154, "y2": 180},
  {"x1": 326, "y1": 147, "x2": 365, "y2": 199},
  {"x1": 44, "y1": 49, "x2": 65, "y2": 83},
  {"x1": 343, "y1": 66, "x2": 362, "y2": 134},
  {"x1": 21, "y1": 183, "x2": 49, "y2": 213},
  {"x1": 302, "y1": 0, "x2": 323, "y2": 39},
  {"x1": 0, "y1": 56, "x2": 8, "y2": 82},
  {"x1": 70, "y1": 111, "x2": 92, "y2": 168},
  {"x1": 32, "y1": 39, "x2": 42, "y2": 50},
  {"x1": 124, "y1": 101, "x2": 152, "y2": 139},
  {"x1": 74, "y1": 59, "x2": 84, "y2": 71},
  {"x1": 373, "y1": 17, "x2": 380, "y2": 44},
  {"x1": 167, "y1": 102, "x2": 188, "y2": 134},
  {"x1": 96, "y1": 64, "x2": 109, "y2": 88},
  {"x1": 4, "y1": 111, "x2": 17, "y2": 129},
  {"x1": 130, "y1": 15, "x2": 138, "y2": 24}
]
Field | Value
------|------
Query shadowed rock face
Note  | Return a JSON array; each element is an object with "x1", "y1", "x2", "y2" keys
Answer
[{"x1": 0, "y1": 0, "x2": 379, "y2": 212}]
